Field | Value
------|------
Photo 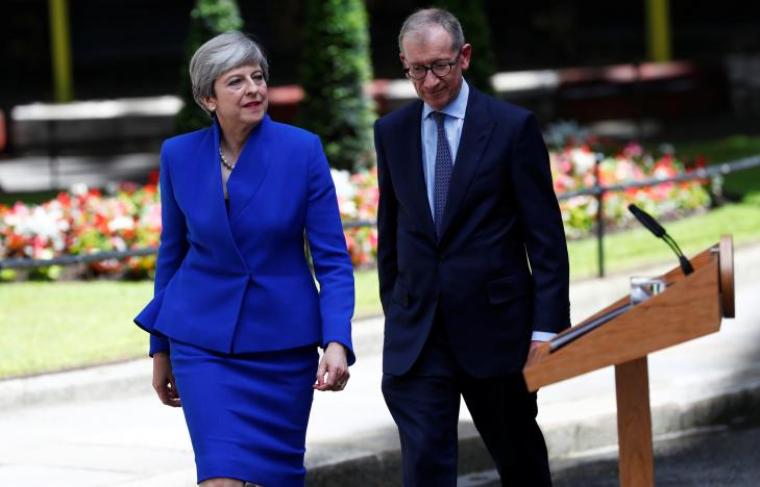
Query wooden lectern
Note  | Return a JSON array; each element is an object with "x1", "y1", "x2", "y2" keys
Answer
[{"x1": 524, "y1": 236, "x2": 735, "y2": 487}]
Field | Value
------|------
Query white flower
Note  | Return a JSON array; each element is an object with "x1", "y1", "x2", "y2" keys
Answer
[
  {"x1": 14, "y1": 206, "x2": 64, "y2": 240},
  {"x1": 570, "y1": 148, "x2": 597, "y2": 175},
  {"x1": 111, "y1": 237, "x2": 127, "y2": 251},
  {"x1": 70, "y1": 183, "x2": 89, "y2": 196},
  {"x1": 340, "y1": 200, "x2": 358, "y2": 217},
  {"x1": 108, "y1": 216, "x2": 135, "y2": 232},
  {"x1": 331, "y1": 169, "x2": 356, "y2": 200}
]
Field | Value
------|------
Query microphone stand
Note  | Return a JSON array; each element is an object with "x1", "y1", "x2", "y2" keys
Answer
[
  {"x1": 627, "y1": 204, "x2": 693, "y2": 276},
  {"x1": 549, "y1": 204, "x2": 692, "y2": 353}
]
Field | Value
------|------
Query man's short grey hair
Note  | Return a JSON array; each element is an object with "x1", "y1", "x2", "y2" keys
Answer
[
  {"x1": 189, "y1": 31, "x2": 269, "y2": 114},
  {"x1": 398, "y1": 8, "x2": 465, "y2": 54}
]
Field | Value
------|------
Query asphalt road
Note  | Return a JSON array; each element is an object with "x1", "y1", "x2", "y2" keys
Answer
[{"x1": 464, "y1": 422, "x2": 760, "y2": 486}]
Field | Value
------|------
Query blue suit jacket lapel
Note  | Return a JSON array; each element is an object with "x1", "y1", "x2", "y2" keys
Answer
[
  {"x1": 227, "y1": 115, "x2": 273, "y2": 224},
  {"x1": 395, "y1": 102, "x2": 437, "y2": 239},
  {"x1": 439, "y1": 88, "x2": 495, "y2": 243},
  {"x1": 197, "y1": 123, "x2": 247, "y2": 267}
]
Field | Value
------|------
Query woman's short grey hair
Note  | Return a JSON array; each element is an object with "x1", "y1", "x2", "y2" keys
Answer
[
  {"x1": 398, "y1": 8, "x2": 465, "y2": 54},
  {"x1": 189, "y1": 31, "x2": 269, "y2": 114}
]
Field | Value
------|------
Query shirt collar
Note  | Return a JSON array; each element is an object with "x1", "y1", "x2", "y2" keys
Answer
[{"x1": 422, "y1": 78, "x2": 469, "y2": 121}]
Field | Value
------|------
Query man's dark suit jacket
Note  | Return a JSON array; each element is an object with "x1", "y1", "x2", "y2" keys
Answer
[{"x1": 375, "y1": 86, "x2": 570, "y2": 378}]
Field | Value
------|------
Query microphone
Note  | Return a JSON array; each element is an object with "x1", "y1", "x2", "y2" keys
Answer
[
  {"x1": 628, "y1": 204, "x2": 665, "y2": 238},
  {"x1": 627, "y1": 204, "x2": 694, "y2": 275}
]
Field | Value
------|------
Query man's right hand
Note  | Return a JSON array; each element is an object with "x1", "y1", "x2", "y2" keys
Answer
[{"x1": 152, "y1": 352, "x2": 181, "y2": 407}]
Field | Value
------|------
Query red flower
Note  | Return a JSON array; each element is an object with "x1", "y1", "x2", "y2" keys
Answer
[
  {"x1": 56, "y1": 192, "x2": 71, "y2": 206},
  {"x1": 147, "y1": 169, "x2": 160, "y2": 186}
]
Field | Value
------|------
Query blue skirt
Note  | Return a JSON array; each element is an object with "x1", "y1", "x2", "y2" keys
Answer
[{"x1": 169, "y1": 339, "x2": 318, "y2": 485}]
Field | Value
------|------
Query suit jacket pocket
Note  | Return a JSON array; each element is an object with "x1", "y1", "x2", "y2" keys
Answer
[
  {"x1": 487, "y1": 273, "x2": 532, "y2": 304},
  {"x1": 392, "y1": 280, "x2": 411, "y2": 308}
]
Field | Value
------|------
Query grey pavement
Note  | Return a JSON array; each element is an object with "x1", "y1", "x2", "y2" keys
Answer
[
  {"x1": 471, "y1": 424, "x2": 760, "y2": 486},
  {"x1": 549, "y1": 424, "x2": 760, "y2": 486},
  {"x1": 1, "y1": 242, "x2": 759, "y2": 486}
]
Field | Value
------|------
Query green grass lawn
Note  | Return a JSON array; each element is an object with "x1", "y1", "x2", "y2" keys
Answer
[
  {"x1": 672, "y1": 134, "x2": 760, "y2": 200},
  {"x1": 0, "y1": 272, "x2": 381, "y2": 379},
  {"x1": 355, "y1": 268, "x2": 380, "y2": 318},
  {"x1": 567, "y1": 202, "x2": 760, "y2": 278},
  {"x1": 2, "y1": 200, "x2": 758, "y2": 379},
  {"x1": 0, "y1": 281, "x2": 152, "y2": 378}
]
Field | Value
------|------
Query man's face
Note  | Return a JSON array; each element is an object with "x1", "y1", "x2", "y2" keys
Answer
[{"x1": 400, "y1": 26, "x2": 471, "y2": 111}]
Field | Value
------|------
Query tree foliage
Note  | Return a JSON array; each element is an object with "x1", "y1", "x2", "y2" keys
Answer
[
  {"x1": 175, "y1": 0, "x2": 243, "y2": 134},
  {"x1": 433, "y1": 0, "x2": 496, "y2": 94},
  {"x1": 299, "y1": 0, "x2": 376, "y2": 171}
]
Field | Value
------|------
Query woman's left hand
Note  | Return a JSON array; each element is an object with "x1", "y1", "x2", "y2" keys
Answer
[{"x1": 314, "y1": 342, "x2": 350, "y2": 392}]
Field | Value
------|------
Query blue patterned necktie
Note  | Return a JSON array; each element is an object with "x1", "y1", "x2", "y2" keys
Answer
[{"x1": 433, "y1": 111, "x2": 453, "y2": 237}]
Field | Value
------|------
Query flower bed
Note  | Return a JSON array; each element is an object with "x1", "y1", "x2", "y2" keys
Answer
[
  {"x1": 332, "y1": 167, "x2": 378, "y2": 267},
  {"x1": 0, "y1": 141, "x2": 711, "y2": 280},
  {"x1": 0, "y1": 174, "x2": 161, "y2": 280},
  {"x1": 551, "y1": 142, "x2": 710, "y2": 238}
]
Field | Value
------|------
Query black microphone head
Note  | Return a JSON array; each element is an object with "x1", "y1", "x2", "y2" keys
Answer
[
  {"x1": 679, "y1": 255, "x2": 694, "y2": 275},
  {"x1": 628, "y1": 204, "x2": 667, "y2": 238}
]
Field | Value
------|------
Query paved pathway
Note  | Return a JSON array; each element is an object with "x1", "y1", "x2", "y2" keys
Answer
[{"x1": 1, "y1": 243, "x2": 758, "y2": 486}]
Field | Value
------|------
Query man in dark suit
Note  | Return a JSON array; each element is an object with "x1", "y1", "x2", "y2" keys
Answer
[{"x1": 374, "y1": 8, "x2": 570, "y2": 486}]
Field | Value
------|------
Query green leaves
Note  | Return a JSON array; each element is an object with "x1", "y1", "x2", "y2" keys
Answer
[
  {"x1": 175, "y1": 0, "x2": 244, "y2": 134},
  {"x1": 298, "y1": 0, "x2": 376, "y2": 172},
  {"x1": 434, "y1": 0, "x2": 497, "y2": 94}
]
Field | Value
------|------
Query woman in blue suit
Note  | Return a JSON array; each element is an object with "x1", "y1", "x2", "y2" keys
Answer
[{"x1": 134, "y1": 31, "x2": 355, "y2": 487}]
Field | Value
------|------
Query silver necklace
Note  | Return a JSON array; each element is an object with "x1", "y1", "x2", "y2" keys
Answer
[{"x1": 219, "y1": 146, "x2": 235, "y2": 171}]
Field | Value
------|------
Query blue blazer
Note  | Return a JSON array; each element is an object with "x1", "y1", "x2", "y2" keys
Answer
[
  {"x1": 135, "y1": 115, "x2": 355, "y2": 363},
  {"x1": 375, "y1": 87, "x2": 569, "y2": 377}
]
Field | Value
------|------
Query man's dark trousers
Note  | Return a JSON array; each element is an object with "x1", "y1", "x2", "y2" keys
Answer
[{"x1": 381, "y1": 314, "x2": 552, "y2": 487}]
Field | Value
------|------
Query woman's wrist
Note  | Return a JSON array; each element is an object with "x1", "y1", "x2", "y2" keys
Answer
[{"x1": 325, "y1": 341, "x2": 346, "y2": 354}]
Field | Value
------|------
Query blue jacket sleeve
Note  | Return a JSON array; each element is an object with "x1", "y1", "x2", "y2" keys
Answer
[
  {"x1": 304, "y1": 136, "x2": 356, "y2": 365},
  {"x1": 510, "y1": 114, "x2": 570, "y2": 334},
  {"x1": 149, "y1": 145, "x2": 189, "y2": 356},
  {"x1": 374, "y1": 121, "x2": 398, "y2": 315}
]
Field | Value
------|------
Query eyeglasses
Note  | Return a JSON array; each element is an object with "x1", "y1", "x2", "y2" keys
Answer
[{"x1": 404, "y1": 54, "x2": 460, "y2": 81}]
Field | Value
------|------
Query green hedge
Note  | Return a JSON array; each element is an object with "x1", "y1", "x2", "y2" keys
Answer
[
  {"x1": 433, "y1": 0, "x2": 497, "y2": 94},
  {"x1": 298, "y1": 0, "x2": 376, "y2": 172},
  {"x1": 175, "y1": 0, "x2": 244, "y2": 134}
]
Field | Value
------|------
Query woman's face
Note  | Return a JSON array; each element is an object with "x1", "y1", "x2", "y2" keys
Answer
[{"x1": 204, "y1": 63, "x2": 268, "y2": 128}]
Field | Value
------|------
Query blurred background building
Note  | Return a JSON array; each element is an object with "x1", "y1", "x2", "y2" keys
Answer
[
  {"x1": 3, "y1": 0, "x2": 760, "y2": 101},
  {"x1": 1, "y1": 0, "x2": 759, "y2": 176}
]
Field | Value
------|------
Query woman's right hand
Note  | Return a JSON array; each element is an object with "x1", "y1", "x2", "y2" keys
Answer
[{"x1": 152, "y1": 352, "x2": 181, "y2": 407}]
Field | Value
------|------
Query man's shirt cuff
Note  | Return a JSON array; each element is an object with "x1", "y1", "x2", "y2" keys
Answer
[{"x1": 531, "y1": 331, "x2": 557, "y2": 342}]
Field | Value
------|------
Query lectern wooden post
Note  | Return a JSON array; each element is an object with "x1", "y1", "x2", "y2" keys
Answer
[{"x1": 524, "y1": 236, "x2": 735, "y2": 487}]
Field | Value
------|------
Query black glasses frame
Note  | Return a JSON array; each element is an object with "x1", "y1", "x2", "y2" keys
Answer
[{"x1": 404, "y1": 54, "x2": 460, "y2": 81}]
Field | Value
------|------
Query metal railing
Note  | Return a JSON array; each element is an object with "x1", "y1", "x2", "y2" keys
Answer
[
  {"x1": 0, "y1": 247, "x2": 157, "y2": 270},
  {"x1": 2, "y1": 155, "x2": 759, "y2": 277},
  {"x1": 556, "y1": 154, "x2": 760, "y2": 277}
]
